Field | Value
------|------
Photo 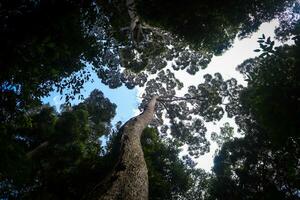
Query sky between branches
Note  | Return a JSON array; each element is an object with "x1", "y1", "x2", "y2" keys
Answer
[
  {"x1": 137, "y1": 19, "x2": 287, "y2": 171},
  {"x1": 43, "y1": 19, "x2": 285, "y2": 172}
]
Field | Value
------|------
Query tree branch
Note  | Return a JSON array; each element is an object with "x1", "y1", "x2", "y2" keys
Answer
[
  {"x1": 157, "y1": 95, "x2": 205, "y2": 102},
  {"x1": 125, "y1": 0, "x2": 144, "y2": 46},
  {"x1": 26, "y1": 141, "x2": 49, "y2": 159}
]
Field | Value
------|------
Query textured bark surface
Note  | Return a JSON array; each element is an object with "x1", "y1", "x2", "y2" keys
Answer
[
  {"x1": 126, "y1": 0, "x2": 144, "y2": 45},
  {"x1": 96, "y1": 96, "x2": 158, "y2": 200},
  {"x1": 26, "y1": 141, "x2": 49, "y2": 159}
]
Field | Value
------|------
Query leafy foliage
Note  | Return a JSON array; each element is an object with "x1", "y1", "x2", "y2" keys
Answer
[
  {"x1": 0, "y1": 0, "x2": 103, "y2": 104},
  {"x1": 211, "y1": 122, "x2": 234, "y2": 148},
  {"x1": 94, "y1": 0, "x2": 295, "y2": 91},
  {"x1": 141, "y1": 128, "x2": 211, "y2": 200},
  {"x1": 209, "y1": 135, "x2": 300, "y2": 200},
  {"x1": 139, "y1": 71, "x2": 243, "y2": 158},
  {"x1": 142, "y1": 128, "x2": 194, "y2": 200},
  {"x1": 135, "y1": 0, "x2": 294, "y2": 54},
  {"x1": 0, "y1": 90, "x2": 116, "y2": 199},
  {"x1": 1, "y1": 91, "x2": 211, "y2": 199},
  {"x1": 1, "y1": 1, "x2": 299, "y2": 199},
  {"x1": 208, "y1": 20, "x2": 300, "y2": 200},
  {"x1": 238, "y1": 37, "x2": 300, "y2": 143}
]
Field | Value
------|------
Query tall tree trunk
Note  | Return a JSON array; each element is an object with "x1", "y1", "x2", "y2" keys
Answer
[
  {"x1": 126, "y1": 0, "x2": 144, "y2": 45},
  {"x1": 94, "y1": 96, "x2": 158, "y2": 200},
  {"x1": 26, "y1": 141, "x2": 49, "y2": 159}
]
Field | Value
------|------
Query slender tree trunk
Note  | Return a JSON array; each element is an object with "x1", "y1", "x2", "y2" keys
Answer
[
  {"x1": 126, "y1": 0, "x2": 143, "y2": 45},
  {"x1": 96, "y1": 96, "x2": 158, "y2": 200},
  {"x1": 26, "y1": 141, "x2": 49, "y2": 159}
]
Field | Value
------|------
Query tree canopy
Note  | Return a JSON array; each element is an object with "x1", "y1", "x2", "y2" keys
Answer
[
  {"x1": 136, "y1": 0, "x2": 294, "y2": 53},
  {"x1": 1, "y1": 0, "x2": 295, "y2": 102},
  {"x1": 208, "y1": 19, "x2": 300, "y2": 200},
  {"x1": 0, "y1": 89, "x2": 117, "y2": 199},
  {"x1": 1, "y1": 0, "x2": 300, "y2": 199}
]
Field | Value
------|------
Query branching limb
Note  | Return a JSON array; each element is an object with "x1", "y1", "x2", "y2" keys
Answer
[
  {"x1": 140, "y1": 95, "x2": 206, "y2": 102},
  {"x1": 157, "y1": 95, "x2": 206, "y2": 102},
  {"x1": 26, "y1": 141, "x2": 49, "y2": 159}
]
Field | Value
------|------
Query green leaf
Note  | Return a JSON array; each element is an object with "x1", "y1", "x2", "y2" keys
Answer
[{"x1": 270, "y1": 41, "x2": 275, "y2": 47}]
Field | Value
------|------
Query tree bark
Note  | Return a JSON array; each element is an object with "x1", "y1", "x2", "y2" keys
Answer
[
  {"x1": 126, "y1": 0, "x2": 144, "y2": 45},
  {"x1": 94, "y1": 96, "x2": 158, "y2": 200},
  {"x1": 26, "y1": 141, "x2": 49, "y2": 159}
]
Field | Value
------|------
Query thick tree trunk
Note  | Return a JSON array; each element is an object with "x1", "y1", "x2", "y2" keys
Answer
[{"x1": 96, "y1": 96, "x2": 158, "y2": 200}]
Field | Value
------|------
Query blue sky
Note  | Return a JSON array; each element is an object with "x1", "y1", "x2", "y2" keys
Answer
[{"x1": 42, "y1": 64, "x2": 138, "y2": 125}]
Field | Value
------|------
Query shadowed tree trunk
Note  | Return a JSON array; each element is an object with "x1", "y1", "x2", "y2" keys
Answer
[
  {"x1": 26, "y1": 141, "x2": 49, "y2": 159},
  {"x1": 93, "y1": 96, "x2": 158, "y2": 200}
]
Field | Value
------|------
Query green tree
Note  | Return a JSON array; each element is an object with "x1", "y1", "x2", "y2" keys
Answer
[
  {"x1": 1, "y1": 1, "x2": 298, "y2": 199},
  {"x1": 135, "y1": 0, "x2": 294, "y2": 53},
  {"x1": 0, "y1": 0, "x2": 104, "y2": 103},
  {"x1": 94, "y1": 0, "x2": 296, "y2": 91},
  {"x1": 207, "y1": 21, "x2": 300, "y2": 200},
  {"x1": 0, "y1": 89, "x2": 117, "y2": 199},
  {"x1": 87, "y1": 127, "x2": 211, "y2": 200},
  {"x1": 142, "y1": 128, "x2": 196, "y2": 200}
]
